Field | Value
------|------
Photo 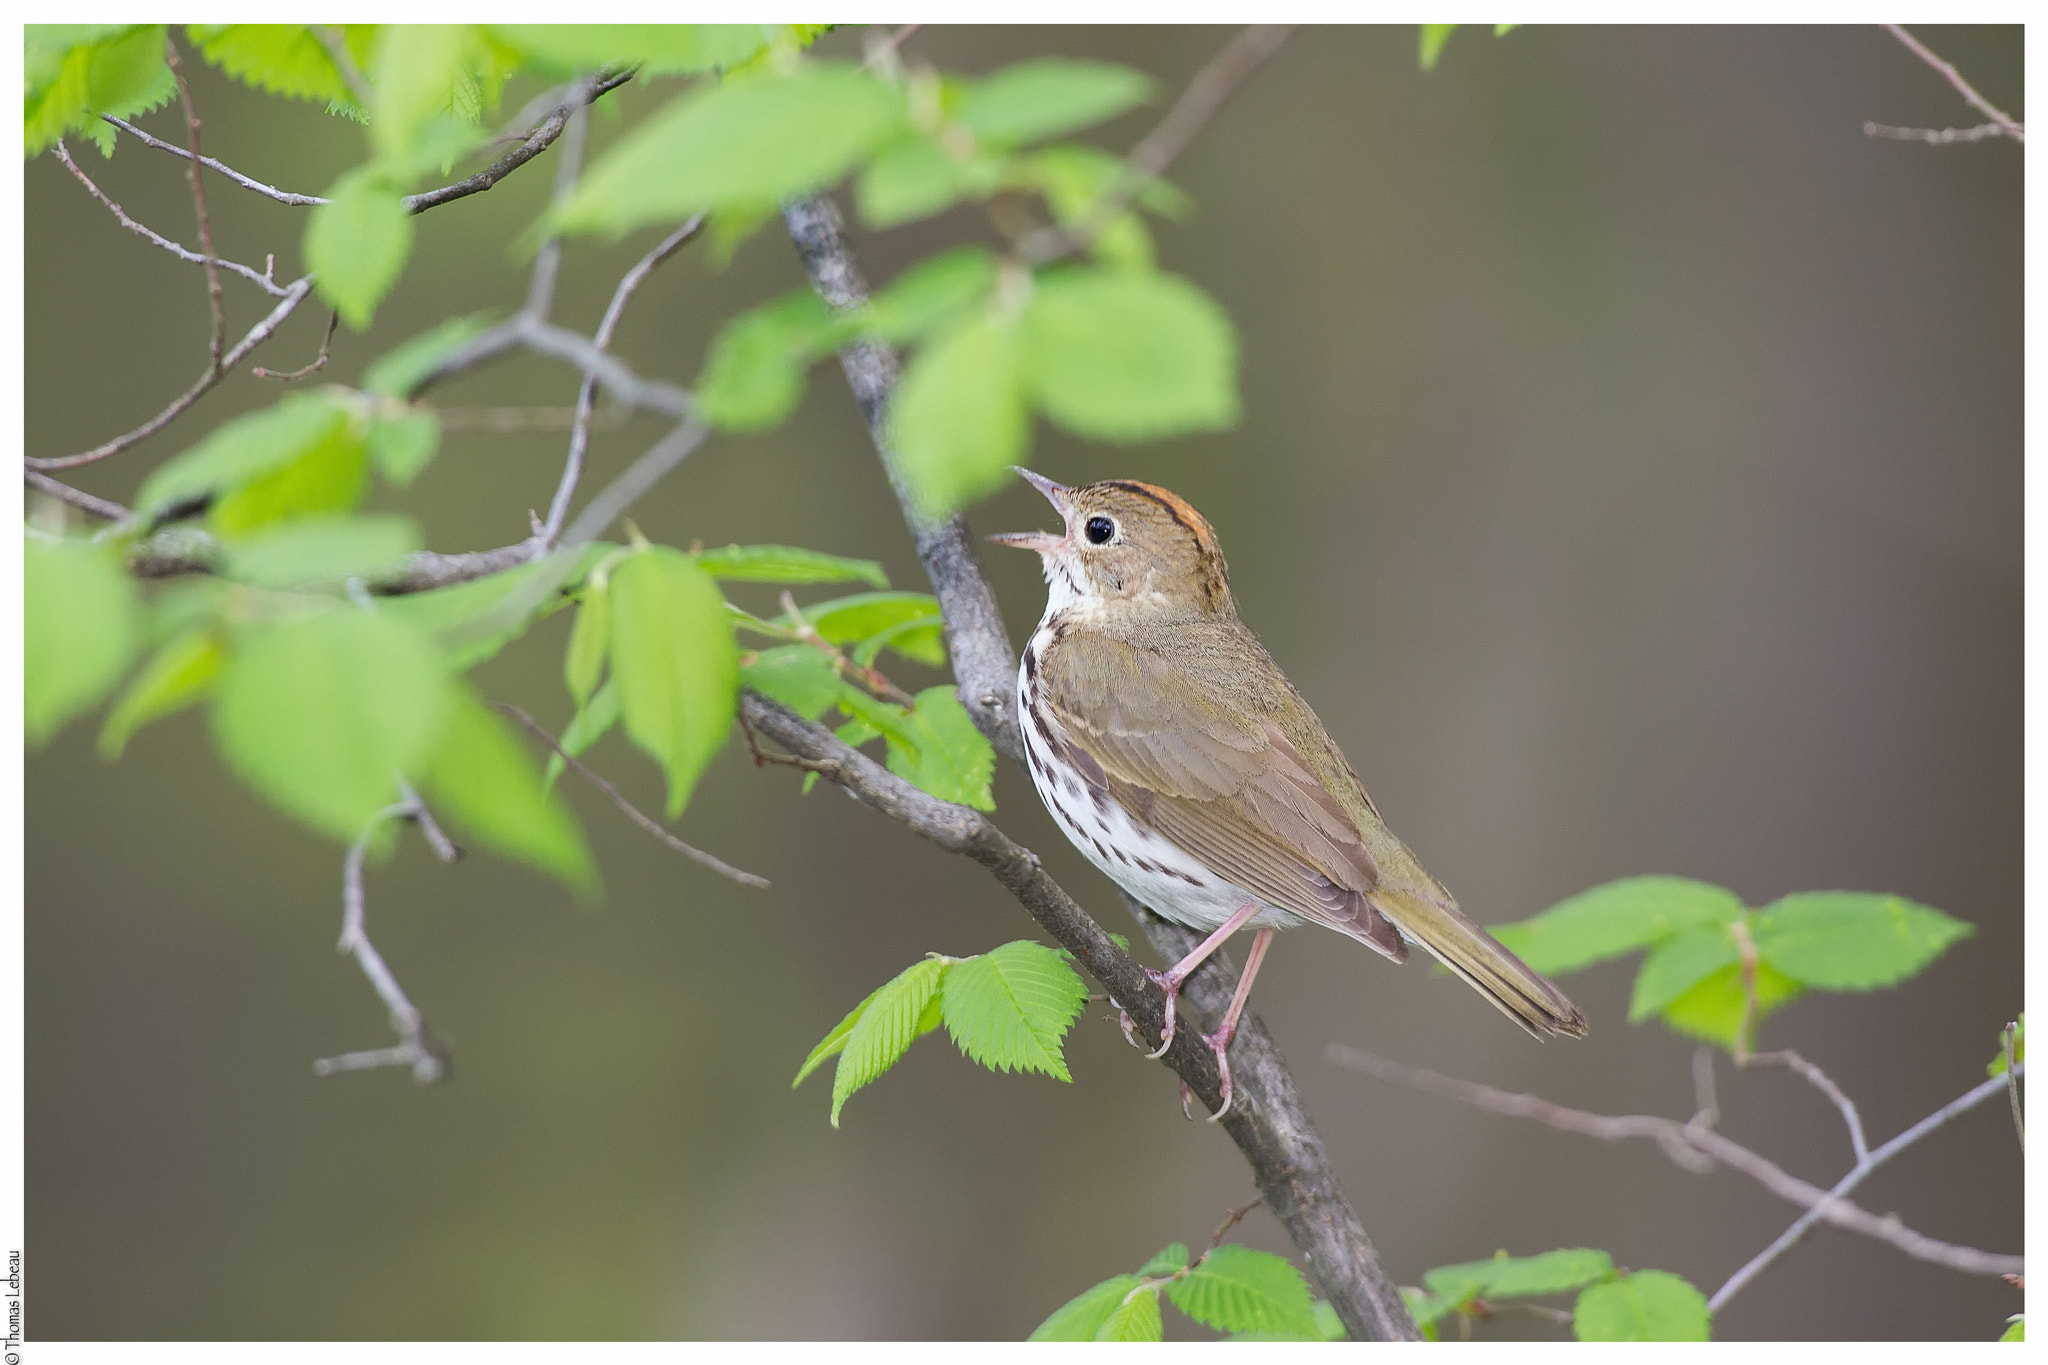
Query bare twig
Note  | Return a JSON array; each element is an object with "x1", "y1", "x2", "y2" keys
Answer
[
  {"x1": 523, "y1": 93, "x2": 591, "y2": 322},
  {"x1": 28, "y1": 275, "x2": 315, "y2": 470},
  {"x1": 489, "y1": 701, "x2": 769, "y2": 888},
  {"x1": 778, "y1": 589, "x2": 919, "y2": 707},
  {"x1": 102, "y1": 115, "x2": 330, "y2": 205},
  {"x1": 253, "y1": 311, "x2": 338, "y2": 382},
  {"x1": 24, "y1": 470, "x2": 130, "y2": 521},
  {"x1": 50, "y1": 140, "x2": 292, "y2": 296},
  {"x1": 396, "y1": 778, "x2": 463, "y2": 863},
  {"x1": 1864, "y1": 120, "x2": 2011, "y2": 144},
  {"x1": 164, "y1": 37, "x2": 225, "y2": 368},
  {"x1": 407, "y1": 314, "x2": 691, "y2": 418},
  {"x1": 2004, "y1": 1023, "x2": 2024, "y2": 1146},
  {"x1": 1728, "y1": 919, "x2": 1868, "y2": 1162},
  {"x1": 314, "y1": 799, "x2": 450, "y2": 1085},
  {"x1": 435, "y1": 403, "x2": 632, "y2": 435},
  {"x1": 1690, "y1": 1046, "x2": 1721, "y2": 1130},
  {"x1": 1885, "y1": 25, "x2": 2024, "y2": 141},
  {"x1": 404, "y1": 70, "x2": 637, "y2": 215},
  {"x1": 1325, "y1": 1045, "x2": 2024, "y2": 1287},
  {"x1": 1016, "y1": 26, "x2": 1294, "y2": 265}
]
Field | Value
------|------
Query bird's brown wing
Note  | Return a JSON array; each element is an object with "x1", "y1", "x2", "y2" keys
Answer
[{"x1": 1037, "y1": 630, "x2": 1408, "y2": 960}]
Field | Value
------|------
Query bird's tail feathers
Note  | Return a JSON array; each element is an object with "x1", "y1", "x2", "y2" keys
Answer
[{"x1": 1373, "y1": 889, "x2": 1589, "y2": 1039}]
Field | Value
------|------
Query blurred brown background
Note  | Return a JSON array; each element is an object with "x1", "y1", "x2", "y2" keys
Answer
[{"x1": 25, "y1": 25, "x2": 2021, "y2": 1341}]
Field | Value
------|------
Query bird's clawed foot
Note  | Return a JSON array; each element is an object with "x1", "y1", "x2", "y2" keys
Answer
[
  {"x1": 1142, "y1": 966, "x2": 1180, "y2": 1059},
  {"x1": 1202, "y1": 1025, "x2": 1238, "y2": 1121}
]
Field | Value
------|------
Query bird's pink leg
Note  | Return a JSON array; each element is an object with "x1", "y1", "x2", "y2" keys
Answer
[
  {"x1": 1124, "y1": 903, "x2": 1263, "y2": 1060},
  {"x1": 1201, "y1": 926, "x2": 1275, "y2": 1122}
]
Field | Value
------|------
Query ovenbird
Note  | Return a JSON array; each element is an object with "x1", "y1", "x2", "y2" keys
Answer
[{"x1": 991, "y1": 471, "x2": 1586, "y2": 1120}]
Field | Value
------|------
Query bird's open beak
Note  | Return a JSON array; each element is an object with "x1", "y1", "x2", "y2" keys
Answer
[{"x1": 986, "y1": 468, "x2": 1072, "y2": 554}]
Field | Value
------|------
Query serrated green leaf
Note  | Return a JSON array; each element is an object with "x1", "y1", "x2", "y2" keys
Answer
[
  {"x1": 1572, "y1": 1270, "x2": 1710, "y2": 1342},
  {"x1": 957, "y1": 58, "x2": 1152, "y2": 146},
  {"x1": 26, "y1": 25, "x2": 175, "y2": 157},
  {"x1": 1136, "y1": 1243, "x2": 1189, "y2": 1278},
  {"x1": 189, "y1": 24, "x2": 364, "y2": 108},
  {"x1": 940, "y1": 940, "x2": 1086, "y2": 1079},
  {"x1": 694, "y1": 290, "x2": 837, "y2": 432},
  {"x1": 135, "y1": 392, "x2": 354, "y2": 521},
  {"x1": 1419, "y1": 24, "x2": 1458, "y2": 71},
  {"x1": 1752, "y1": 892, "x2": 1973, "y2": 992},
  {"x1": 421, "y1": 684, "x2": 596, "y2": 895},
  {"x1": 490, "y1": 23, "x2": 773, "y2": 78},
  {"x1": 1657, "y1": 961, "x2": 1804, "y2": 1051},
  {"x1": 368, "y1": 408, "x2": 440, "y2": 487},
  {"x1": 857, "y1": 131, "x2": 976, "y2": 228},
  {"x1": 1094, "y1": 1285, "x2": 1163, "y2": 1342},
  {"x1": 891, "y1": 306, "x2": 1027, "y2": 519},
  {"x1": 610, "y1": 547, "x2": 741, "y2": 818},
  {"x1": 1489, "y1": 876, "x2": 1746, "y2": 976},
  {"x1": 1629, "y1": 923, "x2": 1740, "y2": 1021},
  {"x1": 363, "y1": 314, "x2": 497, "y2": 398},
  {"x1": 883, "y1": 687, "x2": 995, "y2": 810},
  {"x1": 1022, "y1": 268, "x2": 1238, "y2": 442},
  {"x1": 796, "y1": 591, "x2": 942, "y2": 648},
  {"x1": 368, "y1": 24, "x2": 483, "y2": 175},
  {"x1": 306, "y1": 168, "x2": 414, "y2": 330},
  {"x1": 98, "y1": 626, "x2": 225, "y2": 760},
  {"x1": 1425, "y1": 1248, "x2": 1616, "y2": 1303},
  {"x1": 211, "y1": 606, "x2": 449, "y2": 842},
  {"x1": 1030, "y1": 1276, "x2": 1141, "y2": 1342},
  {"x1": 694, "y1": 543, "x2": 888, "y2": 588},
  {"x1": 544, "y1": 675, "x2": 621, "y2": 791},
  {"x1": 564, "y1": 579, "x2": 609, "y2": 707},
  {"x1": 1990, "y1": 1014, "x2": 2024, "y2": 1078},
  {"x1": 555, "y1": 64, "x2": 906, "y2": 237},
  {"x1": 222, "y1": 514, "x2": 420, "y2": 589},
  {"x1": 1167, "y1": 1245, "x2": 1319, "y2": 1339},
  {"x1": 794, "y1": 985, "x2": 879, "y2": 1089},
  {"x1": 740, "y1": 645, "x2": 847, "y2": 723},
  {"x1": 865, "y1": 246, "x2": 998, "y2": 346},
  {"x1": 830, "y1": 956, "x2": 948, "y2": 1126},
  {"x1": 378, "y1": 546, "x2": 610, "y2": 671},
  {"x1": 26, "y1": 535, "x2": 143, "y2": 747}
]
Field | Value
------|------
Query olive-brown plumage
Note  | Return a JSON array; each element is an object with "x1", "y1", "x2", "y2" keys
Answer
[{"x1": 993, "y1": 472, "x2": 1584, "y2": 1116}]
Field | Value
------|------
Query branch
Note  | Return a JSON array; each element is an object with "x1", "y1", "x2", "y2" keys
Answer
[
  {"x1": 1885, "y1": 25, "x2": 2024, "y2": 141},
  {"x1": 24, "y1": 470, "x2": 130, "y2": 521},
  {"x1": 490, "y1": 701, "x2": 769, "y2": 889},
  {"x1": 406, "y1": 314, "x2": 691, "y2": 418},
  {"x1": 1863, "y1": 120, "x2": 2011, "y2": 144},
  {"x1": 51, "y1": 139, "x2": 292, "y2": 296},
  {"x1": 103, "y1": 115, "x2": 329, "y2": 206},
  {"x1": 252, "y1": 311, "x2": 338, "y2": 382},
  {"x1": 27, "y1": 275, "x2": 315, "y2": 470},
  {"x1": 1324, "y1": 1046, "x2": 2024, "y2": 1288},
  {"x1": 1016, "y1": 25, "x2": 1294, "y2": 265},
  {"x1": 164, "y1": 37, "x2": 225, "y2": 369}
]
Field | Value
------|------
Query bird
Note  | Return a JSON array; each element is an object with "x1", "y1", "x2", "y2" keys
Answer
[{"x1": 989, "y1": 470, "x2": 1586, "y2": 1120}]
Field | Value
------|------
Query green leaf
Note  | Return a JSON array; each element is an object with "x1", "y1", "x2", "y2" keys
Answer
[
  {"x1": 609, "y1": 547, "x2": 740, "y2": 817},
  {"x1": 368, "y1": 24, "x2": 482, "y2": 175},
  {"x1": 1094, "y1": 1285, "x2": 1163, "y2": 1342},
  {"x1": 796, "y1": 591, "x2": 944, "y2": 657},
  {"x1": 1572, "y1": 1270, "x2": 1710, "y2": 1342},
  {"x1": 740, "y1": 645, "x2": 847, "y2": 723},
  {"x1": 368, "y1": 408, "x2": 440, "y2": 487},
  {"x1": 555, "y1": 64, "x2": 906, "y2": 237},
  {"x1": 830, "y1": 956, "x2": 948, "y2": 1126},
  {"x1": 1017, "y1": 144, "x2": 1167, "y2": 270},
  {"x1": 1022, "y1": 268, "x2": 1238, "y2": 442},
  {"x1": 856, "y1": 132, "x2": 979, "y2": 229},
  {"x1": 379, "y1": 551, "x2": 605, "y2": 671},
  {"x1": 26, "y1": 25, "x2": 175, "y2": 157},
  {"x1": 135, "y1": 392, "x2": 355, "y2": 521},
  {"x1": 865, "y1": 246, "x2": 998, "y2": 345},
  {"x1": 490, "y1": 24, "x2": 773, "y2": 78},
  {"x1": 564, "y1": 579, "x2": 609, "y2": 707},
  {"x1": 189, "y1": 24, "x2": 362, "y2": 108},
  {"x1": 1425, "y1": 1248, "x2": 1616, "y2": 1303},
  {"x1": 98, "y1": 627, "x2": 225, "y2": 759},
  {"x1": 957, "y1": 58, "x2": 1152, "y2": 147},
  {"x1": 882, "y1": 687, "x2": 996, "y2": 810},
  {"x1": 420, "y1": 685, "x2": 596, "y2": 895},
  {"x1": 1657, "y1": 961, "x2": 1804, "y2": 1050},
  {"x1": 544, "y1": 676, "x2": 620, "y2": 790},
  {"x1": 1495, "y1": 24, "x2": 1521, "y2": 37},
  {"x1": 693, "y1": 290, "x2": 837, "y2": 432},
  {"x1": 306, "y1": 168, "x2": 414, "y2": 330},
  {"x1": 1136, "y1": 1243, "x2": 1189, "y2": 1278},
  {"x1": 939, "y1": 940, "x2": 1086, "y2": 1079},
  {"x1": 221, "y1": 514, "x2": 420, "y2": 589},
  {"x1": 890, "y1": 307, "x2": 1027, "y2": 519},
  {"x1": 1311, "y1": 1299, "x2": 1347, "y2": 1341},
  {"x1": 849, "y1": 616, "x2": 945, "y2": 669},
  {"x1": 1752, "y1": 892, "x2": 1973, "y2": 992},
  {"x1": 794, "y1": 985, "x2": 879, "y2": 1089},
  {"x1": 1990, "y1": 1015, "x2": 2025, "y2": 1078},
  {"x1": 211, "y1": 607, "x2": 449, "y2": 842},
  {"x1": 1419, "y1": 24, "x2": 1458, "y2": 71},
  {"x1": 1629, "y1": 923, "x2": 1740, "y2": 1021},
  {"x1": 1030, "y1": 1276, "x2": 1141, "y2": 1342},
  {"x1": 1167, "y1": 1245, "x2": 1320, "y2": 1338},
  {"x1": 2001, "y1": 1316, "x2": 2024, "y2": 1343},
  {"x1": 694, "y1": 544, "x2": 887, "y2": 588},
  {"x1": 1401, "y1": 1286, "x2": 1454, "y2": 1337},
  {"x1": 363, "y1": 313, "x2": 497, "y2": 397},
  {"x1": 1489, "y1": 876, "x2": 1746, "y2": 976},
  {"x1": 26, "y1": 535, "x2": 143, "y2": 746},
  {"x1": 207, "y1": 424, "x2": 370, "y2": 537}
]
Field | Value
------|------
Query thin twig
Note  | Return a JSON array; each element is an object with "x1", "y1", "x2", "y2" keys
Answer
[
  {"x1": 779, "y1": 589, "x2": 919, "y2": 707},
  {"x1": 396, "y1": 778, "x2": 463, "y2": 863},
  {"x1": 543, "y1": 213, "x2": 706, "y2": 546},
  {"x1": 435, "y1": 403, "x2": 632, "y2": 435},
  {"x1": 1885, "y1": 25, "x2": 2024, "y2": 141},
  {"x1": 50, "y1": 140, "x2": 291, "y2": 296},
  {"x1": 1864, "y1": 120, "x2": 2011, "y2": 144},
  {"x1": 2004, "y1": 1024, "x2": 2024, "y2": 1147},
  {"x1": 404, "y1": 70, "x2": 636, "y2": 215},
  {"x1": 24, "y1": 470, "x2": 130, "y2": 521},
  {"x1": 1016, "y1": 26, "x2": 1294, "y2": 264},
  {"x1": 1325, "y1": 1045, "x2": 2024, "y2": 1286},
  {"x1": 1727, "y1": 919, "x2": 1868, "y2": 1162},
  {"x1": 164, "y1": 37, "x2": 225, "y2": 368},
  {"x1": 523, "y1": 93, "x2": 590, "y2": 322},
  {"x1": 253, "y1": 311, "x2": 339, "y2": 382},
  {"x1": 28, "y1": 276, "x2": 315, "y2": 470},
  {"x1": 1690, "y1": 1046, "x2": 1720, "y2": 1129},
  {"x1": 490, "y1": 701, "x2": 769, "y2": 889},
  {"x1": 408, "y1": 313, "x2": 691, "y2": 418},
  {"x1": 102, "y1": 115, "x2": 329, "y2": 205}
]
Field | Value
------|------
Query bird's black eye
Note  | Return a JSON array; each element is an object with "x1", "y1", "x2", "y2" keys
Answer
[{"x1": 1084, "y1": 515, "x2": 1115, "y2": 545}]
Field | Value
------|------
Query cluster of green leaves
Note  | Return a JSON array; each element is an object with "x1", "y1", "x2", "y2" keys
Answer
[
  {"x1": 1405, "y1": 1248, "x2": 1710, "y2": 1342},
  {"x1": 26, "y1": 25, "x2": 178, "y2": 156},
  {"x1": 1488, "y1": 877, "x2": 1974, "y2": 1051},
  {"x1": 1031, "y1": 1241, "x2": 1340, "y2": 1342},
  {"x1": 794, "y1": 940, "x2": 1087, "y2": 1126}
]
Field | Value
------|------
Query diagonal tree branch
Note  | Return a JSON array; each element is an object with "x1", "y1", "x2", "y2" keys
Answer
[
  {"x1": 1884, "y1": 24, "x2": 2024, "y2": 141},
  {"x1": 51, "y1": 139, "x2": 292, "y2": 296}
]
